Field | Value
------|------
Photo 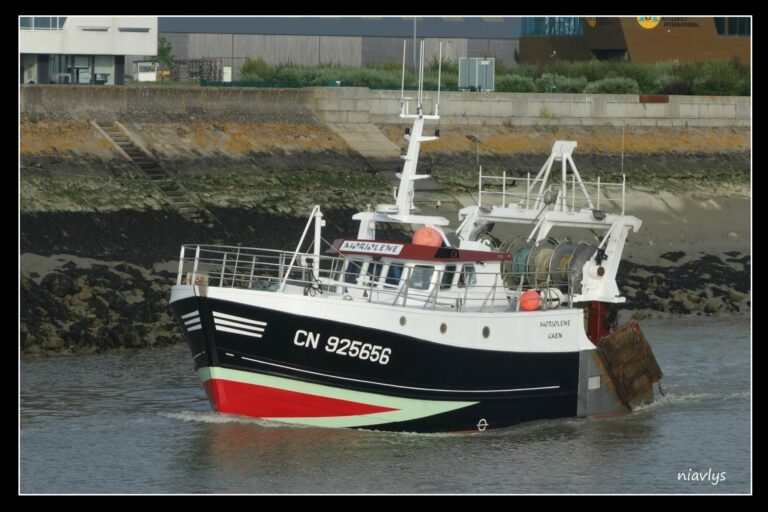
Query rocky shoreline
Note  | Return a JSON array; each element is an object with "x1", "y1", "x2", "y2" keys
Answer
[
  {"x1": 20, "y1": 207, "x2": 403, "y2": 355},
  {"x1": 21, "y1": 257, "x2": 177, "y2": 355},
  {"x1": 616, "y1": 251, "x2": 750, "y2": 318},
  {"x1": 20, "y1": 199, "x2": 750, "y2": 356}
]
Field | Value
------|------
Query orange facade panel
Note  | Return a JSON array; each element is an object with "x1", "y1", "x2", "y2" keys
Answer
[
  {"x1": 620, "y1": 17, "x2": 749, "y2": 63},
  {"x1": 521, "y1": 17, "x2": 749, "y2": 64}
]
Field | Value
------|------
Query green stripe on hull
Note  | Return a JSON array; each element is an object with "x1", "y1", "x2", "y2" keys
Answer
[{"x1": 198, "y1": 366, "x2": 477, "y2": 428}]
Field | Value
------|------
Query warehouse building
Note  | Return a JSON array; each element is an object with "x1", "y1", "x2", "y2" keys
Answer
[{"x1": 155, "y1": 17, "x2": 522, "y2": 81}]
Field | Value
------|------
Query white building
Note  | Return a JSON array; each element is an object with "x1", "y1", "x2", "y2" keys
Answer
[{"x1": 20, "y1": 16, "x2": 157, "y2": 85}]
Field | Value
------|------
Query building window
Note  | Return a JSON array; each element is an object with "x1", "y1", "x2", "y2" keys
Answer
[
  {"x1": 732, "y1": 17, "x2": 750, "y2": 35},
  {"x1": 522, "y1": 17, "x2": 584, "y2": 37},
  {"x1": 714, "y1": 17, "x2": 750, "y2": 36},
  {"x1": 20, "y1": 16, "x2": 66, "y2": 30},
  {"x1": 714, "y1": 17, "x2": 725, "y2": 34},
  {"x1": 35, "y1": 17, "x2": 52, "y2": 29}
]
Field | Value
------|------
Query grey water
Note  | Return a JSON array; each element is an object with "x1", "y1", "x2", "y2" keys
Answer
[{"x1": 20, "y1": 316, "x2": 751, "y2": 494}]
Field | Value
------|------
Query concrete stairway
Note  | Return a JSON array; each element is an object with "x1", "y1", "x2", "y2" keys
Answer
[
  {"x1": 325, "y1": 123, "x2": 402, "y2": 172},
  {"x1": 92, "y1": 121, "x2": 208, "y2": 224},
  {"x1": 327, "y1": 122, "x2": 446, "y2": 197}
]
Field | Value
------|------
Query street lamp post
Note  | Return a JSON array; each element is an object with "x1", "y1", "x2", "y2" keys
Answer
[{"x1": 550, "y1": 50, "x2": 558, "y2": 92}]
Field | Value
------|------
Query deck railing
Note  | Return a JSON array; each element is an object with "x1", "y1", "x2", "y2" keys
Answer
[
  {"x1": 479, "y1": 170, "x2": 627, "y2": 215},
  {"x1": 176, "y1": 244, "x2": 578, "y2": 312}
]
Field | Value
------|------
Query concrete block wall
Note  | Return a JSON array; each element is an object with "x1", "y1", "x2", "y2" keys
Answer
[
  {"x1": 21, "y1": 84, "x2": 750, "y2": 128},
  {"x1": 21, "y1": 85, "x2": 317, "y2": 123},
  {"x1": 323, "y1": 88, "x2": 751, "y2": 128}
]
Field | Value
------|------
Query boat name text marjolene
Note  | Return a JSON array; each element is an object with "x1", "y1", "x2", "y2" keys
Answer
[
  {"x1": 539, "y1": 320, "x2": 571, "y2": 327},
  {"x1": 540, "y1": 319, "x2": 570, "y2": 339},
  {"x1": 293, "y1": 330, "x2": 392, "y2": 365}
]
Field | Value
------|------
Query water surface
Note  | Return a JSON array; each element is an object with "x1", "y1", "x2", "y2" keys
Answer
[{"x1": 20, "y1": 316, "x2": 751, "y2": 494}]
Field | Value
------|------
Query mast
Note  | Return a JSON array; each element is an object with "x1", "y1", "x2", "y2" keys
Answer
[
  {"x1": 353, "y1": 40, "x2": 448, "y2": 239},
  {"x1": 395, "y1": 40, "x2": 441, "y2": 216}
]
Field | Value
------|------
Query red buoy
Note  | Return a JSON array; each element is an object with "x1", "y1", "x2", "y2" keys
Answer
[
  {"x1": 412, "y1": 227, "x2": 442, "y2": 247},
  {"x1": 520, "y1": 290, "x2": 541, "y2": 311}
]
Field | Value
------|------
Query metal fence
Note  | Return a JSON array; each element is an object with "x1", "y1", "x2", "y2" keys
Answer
[{"x1": 170, "y1": 58, "x2": 225, "y2": 82}]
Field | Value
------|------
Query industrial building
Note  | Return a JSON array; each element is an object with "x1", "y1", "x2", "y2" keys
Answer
[
  {"x1": 155, "y1": 17, "x2": 522, "y2": 81},
  {"x1": 20, "y1": 16, "x2": 157, "y2": 85},
  {"x1": 519, "y1": 16, "x2": 750, "y2": 64}
]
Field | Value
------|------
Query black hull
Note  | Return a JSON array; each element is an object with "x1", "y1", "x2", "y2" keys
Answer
[{"x1": 172, "y1": 295, "x2": 581, "y2": 432}]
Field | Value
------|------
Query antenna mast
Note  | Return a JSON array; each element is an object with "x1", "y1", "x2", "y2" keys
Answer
[
  {"x1": 400, "y1": 39, "x2": 406, "y2": 104},
  {"x1": 417, "y1": 40, "x2": 424, "y2": 109},
  {"x1": 436, "y1": 41, "x2": 442, "y2": 116}
]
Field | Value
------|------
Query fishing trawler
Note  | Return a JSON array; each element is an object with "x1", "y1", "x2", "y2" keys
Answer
[{"x1": 169, "y1": 42, "x2": 662, "y2": 432}]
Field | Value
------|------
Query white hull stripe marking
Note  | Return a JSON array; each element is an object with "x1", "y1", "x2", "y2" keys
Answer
[
  {"x1": 214, "y1": 318, "x2": 265, "y2": 332},
  {"x1": 239, "y1": 356, "x2": 560, "y2": 394},
  {"x1": 181, "y1": 311, "x2": 199, "y2": 320},
  {"x1": 216, "y1": 325, "x2": 263, "y2": 338},
  {"x1": 200, "y1": 366, "x2": 478, "y2": 428},
  {"x1": 187, "y1": 324, "x2": 203, "y2": 332},
  {"x1": 212, "y1": 311, "x2": 267, "y2": 326},
  {"x1": 184, "y1": 318, "x2": 201, "y2": 327}
]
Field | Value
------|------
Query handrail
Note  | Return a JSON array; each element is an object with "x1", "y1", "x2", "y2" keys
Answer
[
  {"x1": 479, "y1": 273, "x2": 500, "y2": 312},
  {"x1": 478, "y1": 171, "x2": 627, "y2": 214},
  {"x1": 176, "y1": 245, "x2": 186, "y2": 286},
  {"x1": 279, "y1": 205, "x2": 321, "y2": 293},
  {"x1": 174, "y1": 243, "x2": 581, "y2": 313}
]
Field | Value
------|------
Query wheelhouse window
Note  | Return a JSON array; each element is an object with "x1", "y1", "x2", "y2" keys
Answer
[
  {"x1": 440, "y1": 265, "x2": 457, "y2": 289},
  {"x1": 458, "y1": 264, "x2": 477, "y2": 287},
  {"x1": 343, "y1": 260, "x2": 364, "y2": 284},
  {"x1": 408, "y1": 265, "x2": 435, "y2": 291},
  {"x1": 367, "y1": 262, "x2": 384, "y2": 281},
  {"x1": 385, "y1": 263, "x2": 404, "y2": 287}
]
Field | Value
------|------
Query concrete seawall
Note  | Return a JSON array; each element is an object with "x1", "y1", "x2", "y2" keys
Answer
[
  {"x1": 21, "y1": 85, "x2": 317, "y2": 123},
  {"x1": 22, "y1": 85, "x2": 750, "y2": 127},
  {"x1": 21, "y1": 85, "x2": 750, "y2": 180},
  {"x1": 314, "y1": 87, "x2": 751, "y2": 128}
]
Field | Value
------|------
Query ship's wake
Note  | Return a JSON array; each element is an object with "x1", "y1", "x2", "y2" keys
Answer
[{"x1": 162, "y1": 411, "x2": 311, "y2": 428}]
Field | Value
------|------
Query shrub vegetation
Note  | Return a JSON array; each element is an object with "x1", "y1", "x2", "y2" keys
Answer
[{"x1": 233, "y1": 58, "x2": 749, "y2": 96}]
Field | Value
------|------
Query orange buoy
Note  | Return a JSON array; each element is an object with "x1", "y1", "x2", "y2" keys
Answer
[
  {"x1": 520, "y1": 290, "x2": 541, "y2": 311},
  {"x1": 412, "y1": 227, "x2": 443, "y2": 247}
]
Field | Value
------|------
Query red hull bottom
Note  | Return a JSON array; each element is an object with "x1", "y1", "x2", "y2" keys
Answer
[{"x1": 203, "y1": 378, "x2": 398, "y2": 418}]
